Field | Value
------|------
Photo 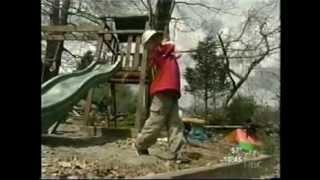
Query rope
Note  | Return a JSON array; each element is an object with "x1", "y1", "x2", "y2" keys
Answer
[{"x1": 41, "y1": 41, "x2": 63, "y2": 82}]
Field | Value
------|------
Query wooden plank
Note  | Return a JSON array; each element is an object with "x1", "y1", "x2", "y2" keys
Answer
[
  {"x1": 105, "y1": 84, "x2": 111, "y2": 128},
  {"x1": 41, "y1": 60, "x2": 46, "y2": 83},
  {"x1": 100, "y1": 30, "x2": 146, "y2": 34},
  {"x1": 104, "y1": 34, "x2": 112, "y2": 41},
  {"x1": 45, "y1": 34, "x2": 65, "y2": 41},
  {"x1": 108, "y1": 78, "x2": 148, "y2": 84},
  {"x1": 121, "y1": 67, "x2": 142, "y2": 72},
  {"x1": 47, "y1": 121, "x2": 59, "y2": 134},
  {"x1": 110, "y1": 84, "x2": 117, "y2": 128},
  {"x1": 125, "y1": 35, "x2": 133, "y2": 68},
  {"x1": 72, "y1": 110, "x2": 81, "y2": 117},
  {"x1": 110, "y1": 40, "x2": 115, "y2": 63},
  {"x1": 113, "y1": 71, "x2": 140, "y2": 78},
  {"x1": 42, "y1": 25, "x2": 147, "y2": 34},
  {"x1": 136, "y1": 155, "x2": 274, "y2": 179},
  {"x1": 182, "y1": 117, "x2": 206, "y2": 124},
  {"x1": 42, "y1": 34, "x2": 111, "y2": 41},
  {"x1": 120, "y1": 51, "x2": 125, "y2": 68},
  {"x1": 102, "y1": 38, "x2": 116, "y2": 57},
  {"x1": 133, "y1": 36, "x2": 141, "y2": 68},
  {"x1": 42, "y1": 25, "x2": 103, "y2": 32},
  {"x1": 112, "y1": 39, "x2": 119, "y2": 63},
  {"x1": 117, "y1": 52, "x2": 142, "y2": 56}
]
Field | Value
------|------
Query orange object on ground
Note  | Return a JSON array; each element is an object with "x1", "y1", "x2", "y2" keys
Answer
[{"x1": 224, "y1": 129, "x2": 262, "y2": 146}]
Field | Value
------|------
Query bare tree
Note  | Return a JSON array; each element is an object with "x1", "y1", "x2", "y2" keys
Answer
[
  {"x1": 42, "y1": 0, "x2": 71, "y2": 83},
  {"x1": 172, "y1": 0, "x2": 279, "y2": 109},
  {"x1": 217, "y1": 0, "x2": 280, "y2": 107}
]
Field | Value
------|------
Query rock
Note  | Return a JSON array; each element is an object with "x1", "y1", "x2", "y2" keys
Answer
[
  {"x1": 104, "y1": 176, "x2": 114, "y2": 179},
  {"x1": 58, "y1": 161, "x2": 72, "y2": 168},
  {"x1": 146, "y1": 172, "x2": 155, "y2": 176},
  {"x1": 67, "y1": 176, "x2": 79, "y2": 179}
]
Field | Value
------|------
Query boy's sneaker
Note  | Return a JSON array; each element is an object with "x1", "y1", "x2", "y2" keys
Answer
[
  {"x1": 164, "y1": 152, "x2": 191, "y2": 164},
  {"x1": 175, "y1": 153, "x2": 191, "y2": 164},
  {"x1": 134, "y1": 143, "x2": 149, "y2": 156}
]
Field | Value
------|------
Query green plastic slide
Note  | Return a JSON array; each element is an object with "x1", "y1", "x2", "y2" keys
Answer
[{"x1": 41, "y1": 59, "x2": 122, "y2": 132}]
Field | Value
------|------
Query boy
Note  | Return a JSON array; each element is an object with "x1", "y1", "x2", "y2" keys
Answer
[{"x1": 134, "y1": 30, "x2": 189, "y2": 163}]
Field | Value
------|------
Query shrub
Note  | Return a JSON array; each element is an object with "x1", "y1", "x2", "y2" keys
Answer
[
  {"x1": 225, "y1": 95, "x2": 258, "y2": 124},
  {"x1": 253, "y1": 106, "x2": 280, "y2": 134},
  {"x1": 208, "y1": 109, "x2": 228, "y2": 125}
]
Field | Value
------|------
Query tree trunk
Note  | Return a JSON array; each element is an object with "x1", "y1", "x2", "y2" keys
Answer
[
  {"x1": 224, "y1": 77, "x2": 245, "y2": 107},
  {"x1": 193, "y1": 94, "x2": 197, "y2": 115},
  {"x1": 204, "y1": 55, "x2": 209, "y2": 122},
  {"x1": 204, "y1": 86, "x2": 208, "y2": 122},
  {"x1": 213, "y1": 91, "x2": 216, "y2": 111},
  {"x1": 42, "y1": 0, "x2": 70, "y2": 83}
]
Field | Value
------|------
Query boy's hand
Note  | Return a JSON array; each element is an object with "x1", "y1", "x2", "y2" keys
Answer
[{"x1": 175, "y1": 53, "x2": 182, "y2": 59}]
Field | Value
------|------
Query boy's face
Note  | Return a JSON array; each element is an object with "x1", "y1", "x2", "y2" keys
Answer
[{"x1": 147, "y1": 36, "x2": 162, "y2": 50}]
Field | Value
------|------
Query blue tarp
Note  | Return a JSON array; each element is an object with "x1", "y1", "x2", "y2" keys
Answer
[{"x1": 187, "y1": 126, "x2": 209, "y2": 144}]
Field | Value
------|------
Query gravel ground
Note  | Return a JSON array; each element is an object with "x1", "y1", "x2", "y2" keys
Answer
[{"x1": 41, "y1": 120, "x2": 279, "y2": 179}]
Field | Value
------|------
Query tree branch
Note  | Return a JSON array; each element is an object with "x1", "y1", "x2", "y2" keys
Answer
[
  {"x1": 63, "y1": 47, "x2": 82, "y2": 59},
  {"x1": 68, "y1": 7, "x2": 102, "y2": 25},
  {"x1": 140, "y1": 0, "x2": 148, "y2": 10},
  {"x1": 229, "y1": 69, "x2": 243, "y2": 79},
  {"x1": 228, "y1": 49, "x2": 279, "y2": 59},
  {"x1": 147, "y1": 0, "x2": 153, "y2": 26},
  {"x1": 42, "y1": 0, "x2": 60, "y2": 9},
  {"x1": 68, "y1": 12, "x2": 101, "y2": 25},
  {"x1": 41, "y1": 8, "x2": 51, "y2": 16},
  {"x1": 227, "y1": 16, "x2": 251, "y2": 47},
  {"x1": 217, "y1": 33, "x2": 236, "y2": 89},
  {"x1": 129, "y1": 0, "x2": 145, "y2": 13},
  {"x1": 147, "y1": 0, "x2": 153, "y2": 14},
  {"x1": 175, "y1": 1, "x2": 221, "y2": 12}
]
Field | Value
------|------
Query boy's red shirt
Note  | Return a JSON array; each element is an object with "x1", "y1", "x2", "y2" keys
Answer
[{"x1": 149, "y1": 41, "x2": 181, "y2": 98}]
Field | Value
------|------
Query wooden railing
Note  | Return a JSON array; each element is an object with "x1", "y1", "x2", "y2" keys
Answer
[
  {"x1": 42, "y1": 25, "x2": 145, "y2": 72},
  {"x1": 118, "y1": 35, "x2": 142, "y2": 71}
]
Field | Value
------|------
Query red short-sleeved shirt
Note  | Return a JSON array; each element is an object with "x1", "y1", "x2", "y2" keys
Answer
[{"x1": 149, "y1": 41, "x2": 181, "y2": 98}]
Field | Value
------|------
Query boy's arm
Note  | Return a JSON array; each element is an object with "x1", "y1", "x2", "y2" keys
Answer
[{"x1": 160, "y1": 42, "x2": 182, "y2": 59}]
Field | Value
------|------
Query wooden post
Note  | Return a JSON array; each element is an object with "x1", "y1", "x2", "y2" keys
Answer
[
  {"x1": 120, "y1": 51, "x2": 125, "y2": 69},
  {"x1": 83, "y1": 34, "x2": 103, "y2": 125},
  {"x1": 125, "y1": 35, "x2": 133, "y2": 68},
  {"x1": 105, "y1": 83, "x2": 110, "y2": 128},
  {"x1": 84, "y1": 89, "x2": 93, "y2": 126},
  {"x1": 136, "y1": 46, "x2": 149, "y2": 132},
  {"x1": 113, "y1": 38, "x2": 119, "y2": 62},
  {"x1": 110, "y1": 83, "x2": 117, "y2": 128},
  {"x1": 133, "y1": 36, "x2": 141, "y2": 69},
  {"x1": 41, "y1": 61, "x2": 46, "y2": 83},
  {"x1": 111, "y1": 38, "x2": 116, "y2": 63}
]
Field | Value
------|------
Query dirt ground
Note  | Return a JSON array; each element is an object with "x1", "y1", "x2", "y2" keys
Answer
[{"x1": 41, "y1": 118, "x2": 276, "y2": 179}]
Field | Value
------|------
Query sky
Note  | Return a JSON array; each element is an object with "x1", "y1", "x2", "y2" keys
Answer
[{"x1": 168, "y1": 0, "x2": 280, "y2": 109}]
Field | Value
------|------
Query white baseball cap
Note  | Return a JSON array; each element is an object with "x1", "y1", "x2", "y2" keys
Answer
[{"x1": 142, "y1": 30, "x2": 160, "y2": 44}]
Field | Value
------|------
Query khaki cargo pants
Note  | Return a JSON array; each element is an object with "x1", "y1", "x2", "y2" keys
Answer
[{"x1": 135, "y1": 93, "x2": 185, "y2": 154}]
